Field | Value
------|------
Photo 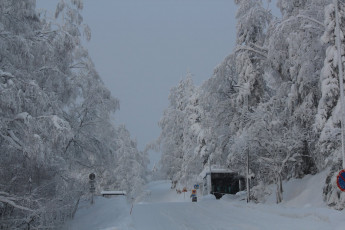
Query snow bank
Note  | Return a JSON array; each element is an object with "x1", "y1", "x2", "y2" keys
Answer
[
  {"x1": 265, "y1": 169, "x2": 329, "y2": 207},
  {"x1": 101, "y1": 191, "x2": 127, "y2": 196}
]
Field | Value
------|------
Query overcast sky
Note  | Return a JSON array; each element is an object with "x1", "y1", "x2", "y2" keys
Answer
[{"x1": 36, "y1": 0, "x2": 279, "y2": 167}]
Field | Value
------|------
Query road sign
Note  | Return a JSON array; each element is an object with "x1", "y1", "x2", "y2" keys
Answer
[
  {"x1": 194, "y1": 184, "x2": 199, "y2": 189},
  {"x1": 89, "y1": 173, "x2": 96, "y2": 180},
  {"x1": 337, "y1": 169, "x2": 345, "y2": 192},
  {"x1": 182, "y1": 187, "x2": 187, "y2": 193}
]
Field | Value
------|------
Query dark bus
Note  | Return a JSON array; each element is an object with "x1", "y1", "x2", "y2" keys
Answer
[{"x1": 203, "y1": 170, "x2": 245, "y2": 199}]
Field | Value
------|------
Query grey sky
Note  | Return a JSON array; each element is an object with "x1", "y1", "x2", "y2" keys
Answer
[{"x1": 36, "y1": 0, "x2": 279, "y2": 167}]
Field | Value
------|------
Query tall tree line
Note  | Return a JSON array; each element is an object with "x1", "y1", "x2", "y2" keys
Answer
[
  {"x1": 0, "y1": 0, "x2": 148, "y2": 228},
  {"x1": 156, "y1": 0, "x2": 345, "y2": 209}
]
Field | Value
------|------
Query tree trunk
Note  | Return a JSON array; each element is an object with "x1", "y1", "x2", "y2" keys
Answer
[
  {"x1": 71, "y1": 195, "x2": 81, "y2": 219},
  {"x1": 276, "y1": 172, "x2": 283, "y2": 203}
]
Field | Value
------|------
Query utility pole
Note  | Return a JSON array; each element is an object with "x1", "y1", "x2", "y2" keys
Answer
[
  {"x1": 334, "y1": 0, "x2": 345, "y2": 169},
  {"x1": 234, "y1": 84, "x2": 251, "y2": 202},
  {"x1": 244, "y1": 92, "x2": 250, "y2": 203},
  {"x1": 209, "y1": 157, "x2": 212, "y2": 195}
]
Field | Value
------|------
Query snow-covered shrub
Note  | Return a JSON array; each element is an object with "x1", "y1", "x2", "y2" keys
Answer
[
  {"x1": 250, "y1": 181, "x2": 272, "y2": 203},
  {"x1": 323, "y1": 162, "x2": 345, "y2": 210}
]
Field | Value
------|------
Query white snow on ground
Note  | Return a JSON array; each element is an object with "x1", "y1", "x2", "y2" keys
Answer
[
  {"x1": 67, "y1": 171, "x2": 345, "y2": 230},
  {"x1": 64, "y1": 196, "x2": 134, "y2": 230},
  {"x1": 136, "y1": 180, "x2": 191, "y2": 204},
  {"x1": 264, "y1": 169, "x2": 329, "y2": 207}
]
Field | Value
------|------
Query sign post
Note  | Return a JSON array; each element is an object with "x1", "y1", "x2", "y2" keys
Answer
[
  {"x1": 182, "y1": 187, "x2": 187, "y2": 199},
  {"x1": 337, "y1": 169, "x2": 345, "y2": 192},
  {"x1": 89, "y1": 173, "x2": 96, "y2": 204}
]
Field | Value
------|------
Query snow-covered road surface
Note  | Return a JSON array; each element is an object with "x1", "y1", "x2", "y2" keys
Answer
[
  {"x1": 133, "y1": 199, "x2": 341, "y2": 230},
  {"x1": 66, "y1": 172, "x2": 345, "y2": 230},
  {"x1": 131, "y1": 180, "x2": 344, "y2": 230}
]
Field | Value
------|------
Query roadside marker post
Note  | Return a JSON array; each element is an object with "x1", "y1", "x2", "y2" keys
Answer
[
  {"x1": 182, "y1": 187, "x2": 187, "y2": 199},
  {"x1": 191, "y1": 189, "x2": 197, "y2": 202},
  {"x1": 130, "y1": 197, "x2": 135, "y2": 215}
]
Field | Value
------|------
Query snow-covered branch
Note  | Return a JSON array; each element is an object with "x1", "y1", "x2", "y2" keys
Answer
[
  {"x1": 296, "y1": 15, "x2": 325, "y2": 29},
  {"x1": 0, "y1": 194, "x2": 33, "y2": 212},
  {"x1": 276, "y1": 14, "x2": 325, "y2": 32},
  {"x1": 0, "y1": 132, "x2": 23, "y2": 151},
  {"x1": 69, "y1": 62, "x2": 88, "y2": 69},
  {"x1": 235, "y1": 45, "x2": 268, "y2": 58},
  {"x1": 0, "y1": 69, "x2": 15, "y2": 79}
]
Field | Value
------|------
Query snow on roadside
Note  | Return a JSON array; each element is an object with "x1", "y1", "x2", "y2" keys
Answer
[
  {"x1": 264, "y1": 169, "x2": 330, "y2": 207},
  {"x1": 219, "y1": 169, "x2": 345, "y2": 230},
  {"x1": 136, "y1": 180, "x2": 193, "y2": 204}
]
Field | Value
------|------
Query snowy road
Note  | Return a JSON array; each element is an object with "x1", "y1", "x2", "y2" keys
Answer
[
  {"x1": 133, "y1": 200, "x2": 341, "y2": 230},
  {"x1": 67, "y1": 175, "x2": 345, "y2": 230},
  {"x1": 131, "y1": 180, "x2": 345, "y2": 230}
]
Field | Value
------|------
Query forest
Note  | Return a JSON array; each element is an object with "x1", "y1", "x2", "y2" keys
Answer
[
  {"x1": 2, "y1": 0, "x2": 345, "y2": 229},
  {"x1": 0, "y1": 0, "x2": 148, "y2": 228},
  {"x1": 156, "y1": 0, "x2": 345, "y2": 209}
]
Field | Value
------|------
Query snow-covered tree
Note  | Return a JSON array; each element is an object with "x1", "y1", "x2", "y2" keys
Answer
[
  {"x1": 234, "y1": 0, "x2": 271, "y2": 108},
  {"x1": 314, "y1": 0, "x2": 345, "y2": 210},
  {"x1": 179, "y1": 88, "x2": 205, "y2": 186},
  {"x1": 315, "y1": 2, "x2": 345, "y2": 166},
  {"x1": 157, "y1": 0, "x2": 326, "y2": 205},
  {"x1": 0, "y1": 0, "x2": 148, "y2": 228},
  {"x1": 156, "y1": 73, "x2": 195, "y2": 185},
  {"x1": 113, "y1": 125, "x2": 148, "y2": 198}
]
